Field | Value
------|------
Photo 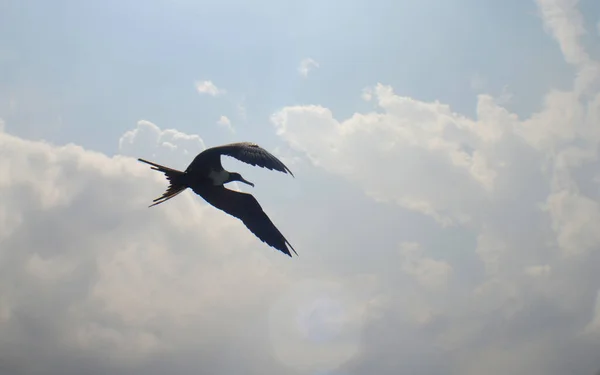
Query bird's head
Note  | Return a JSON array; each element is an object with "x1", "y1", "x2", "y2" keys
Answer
[{"x1": 229, "y1": 172, "x2": 254, "y2": 187}]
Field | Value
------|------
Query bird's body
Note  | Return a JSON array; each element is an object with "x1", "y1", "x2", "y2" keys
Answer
[
  {"x1": 207, "y1": 169, "x2": 230, "y2": 186},
  {"x1": 138, "y1": 142, "x2": 297, "y2": 257}
]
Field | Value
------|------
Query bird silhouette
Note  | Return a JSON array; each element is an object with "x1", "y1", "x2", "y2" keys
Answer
[{"x1": 138, "y1": 142, "x2": 297, "y2": 257}]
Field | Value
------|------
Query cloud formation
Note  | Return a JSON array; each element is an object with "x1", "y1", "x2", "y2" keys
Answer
[
  {"x1": 298, "y1": 58, "x2": 319, "y2": 78},
  {"x1": 0, "y1": 119, "x2": 384, "y2": 375},
  {"x1": 2, "y1": 0, "x2": 600, "y2": 374},
  {"x1": 195, "y1": 80, "x2": 226, "y2": 96},
  {"x1": 270, "y1": 0, "x2": 600, "y2": 373},
  {"x1": 118, "y1": 119, "x2": 206, "y2": 168}
]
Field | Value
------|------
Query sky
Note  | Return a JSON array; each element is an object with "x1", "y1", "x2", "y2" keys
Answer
[{"x1": 1, "y1": 0, "x2": 600, "y2": 374}]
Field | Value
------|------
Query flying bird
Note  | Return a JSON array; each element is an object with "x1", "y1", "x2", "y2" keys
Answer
[{"x1": 138, "y1": 142, "x2": 297, "y2": 257}]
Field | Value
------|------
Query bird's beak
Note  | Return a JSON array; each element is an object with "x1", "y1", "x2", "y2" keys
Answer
[{"x1": 239, "y1": 177, "x2": 254, "y2": 187}]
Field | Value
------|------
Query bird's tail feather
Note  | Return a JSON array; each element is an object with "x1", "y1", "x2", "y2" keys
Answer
[{"x1": 138, "y1": 158, "x2": 188, "y2": 207}]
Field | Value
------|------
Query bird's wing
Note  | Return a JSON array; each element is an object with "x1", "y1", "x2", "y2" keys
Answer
[
  {"x1": 204, "y1": 142, "x2": 294, "y2": 176},
  {"x1": 193, "y1": 185, "x2": 297, "y2": 257}
]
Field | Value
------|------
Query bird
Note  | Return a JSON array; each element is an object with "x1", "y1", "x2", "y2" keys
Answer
[{"x1": 137, "y1": 142, "x2": 298, "y2": 257}]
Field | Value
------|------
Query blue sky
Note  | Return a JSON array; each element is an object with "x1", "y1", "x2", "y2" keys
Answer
[
  {"x1": 2, "y1": 1, "x2": 600, "y2": 374},
  {"x1": 2, "y1": 0, "x2": 594, "y2": 152}
]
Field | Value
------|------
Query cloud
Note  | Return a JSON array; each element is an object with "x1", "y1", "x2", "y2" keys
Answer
[
  {"x1": 270, "y1": 1, "x2": 600, "y2": 373},
  {"x1": 534, "y1": 0, "x2": 600, "y2": 95},
  {"x1": 217, "y1": 115, "x2": 234, "y2": 133},
  {"x1": 195, "y1": 80, "x2": 226, "y2": 96},
  {"x1": 271, "y1": 90, "x2": 500, "y2": 227},
  {"x1": 4, "y1": 0, "x2": 600, "y2": 374},
  {"x1": 0, "y1": 125, "x2": 280, "y2": 370},
  {"x1": 298, "y1": 58, "x2": 319, "y2": 78},
  {"x1": 118, "y1": 119, "x2": 206, "y2": 168},
  {"x1": 535, "y1": 0, "x2": 589, "y2": 66},
  {"x1": 0, "y1": 120, "x2": 385, "y2": 375}
]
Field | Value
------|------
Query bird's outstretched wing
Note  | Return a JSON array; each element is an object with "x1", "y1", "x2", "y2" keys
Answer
[
  {"x1": 193, "y1": 185, "x2": 297, "y2": 257},
  {"x1": 199, "y1": 142, "x2": 294, "y2": 176}
]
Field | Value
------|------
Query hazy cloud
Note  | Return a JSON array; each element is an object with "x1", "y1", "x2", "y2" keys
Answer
[
  {"x1": 195, "y1": 80, "x2": 226, "y2": 96},
  {"x1": 217, "y1": 115, "x2": 234, "y2": 133},
  {"x1": 298, "y1": 58, "x2": 319, "y2": 78},
  {"x1": 535, "y1": 0, "x2": 589, "y2": 66}
]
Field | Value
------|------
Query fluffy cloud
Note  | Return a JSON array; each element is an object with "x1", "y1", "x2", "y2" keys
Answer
[
  {"x1": 3, "y1": 0, "x2": 600, "y2": 374},
  {"x1": 298, "y1": 58, "x2": 319, "y2": 78},
  {"x1": 272, "y1": 90, "x2": 500, "y2": 227},
  {"x1": 195, "y1": 80, "x2": 226, "y2": 97},
  {"x1": 118, "y1": 119, "x2": 206, "y2": 168},
  {"x1": 0, "y1": 123, "x2": 383, "y2": 375},
  {"x1": 271, "y1": 1, "x2": 600, "y2": 373}
]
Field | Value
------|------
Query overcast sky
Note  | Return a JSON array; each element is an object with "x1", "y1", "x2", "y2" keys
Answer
[{"x1": 2, "y1": 0, "x2": 600, "y2": 374}]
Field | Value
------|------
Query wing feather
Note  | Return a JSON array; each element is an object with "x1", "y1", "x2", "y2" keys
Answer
[
  {"x1": 201, "y1": 142, "x2": 294, "y2": 176},
  {"x1": 193, "y1": 185, "x2": 297, "y2": 257}
]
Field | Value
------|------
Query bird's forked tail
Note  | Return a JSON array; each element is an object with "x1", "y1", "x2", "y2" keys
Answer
[{"x1": 138, "y1": 158, "x2": 188, "y2": 207}]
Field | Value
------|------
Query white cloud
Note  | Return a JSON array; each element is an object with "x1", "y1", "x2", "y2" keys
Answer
[
  {"x1": 118, "y1": 119, "x2": 205, "y2": 169},
  {"x1": 195, "y1": 80, "x2": 226, "y2": 96},
  {"x1": 544, "y1": 190, "x2": 600, "y2": 255},
  {"x1": 271, "y1": 88, "x2": 500, "y2": 226},
  {"x1": 534, "y1": 0, "x2": 600, "y2": 96},
  {"x1": 0, "y1": 121, "x2": 385, "y2": 375},
  {"x1": 4, "y1": 0, "x2": 600, "y2": 374},
  {"x1": 270, "y1": 1, "x2": 600, "y2": 373},
  {"x1": 298, "y1": 58, "x2": 319, "y2": 78},
  {"x1": 217, "y1": 115, "x2": 234, "y2": 133},
  {"x1": 535, "y1": 0, "x2": 589, "y2": 67}
]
